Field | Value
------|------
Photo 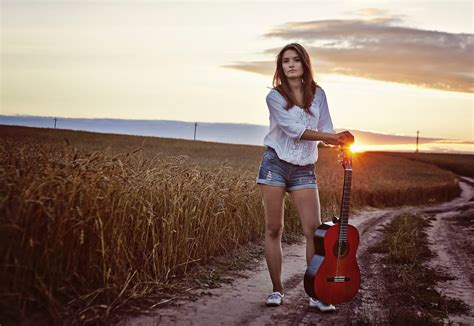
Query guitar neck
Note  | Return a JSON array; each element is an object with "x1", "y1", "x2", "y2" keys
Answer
[{"x1": 338, "y1": 167, "x2": 352, "y2": 240}]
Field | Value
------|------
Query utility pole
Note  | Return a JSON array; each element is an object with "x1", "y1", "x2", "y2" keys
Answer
[
  {"x1": 54, "y1": 118, "x2": 57, "y2": 129},
  {"x1": 194, "y1": 122, "x2": 197, "y2": 141},
  {"x1": 415, "y1": 130, "x2": 419, "y2": 153}
]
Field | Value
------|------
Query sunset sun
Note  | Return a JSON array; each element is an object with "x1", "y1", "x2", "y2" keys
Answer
[{"x1": 349, "y1": 144, "x2": 364, "y2": 153}]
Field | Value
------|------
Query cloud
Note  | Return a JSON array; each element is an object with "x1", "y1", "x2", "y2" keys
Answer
[
  {"x1": 352, "y1": 8, "x2": 390, "y2": 17},
  {"x1": 224, "y1": 11, "x2": 473, "y2": 93}
]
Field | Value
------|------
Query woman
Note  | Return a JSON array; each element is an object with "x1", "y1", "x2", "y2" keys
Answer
[{"x1": 255, "y1": 43, "x2": 354, "y2": 312}]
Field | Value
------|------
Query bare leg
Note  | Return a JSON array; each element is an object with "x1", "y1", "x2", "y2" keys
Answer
[
  {"x1": 289, "y1": 188, "x2": 322, "y2": 265},
  {"x1": 259, "y1": 184, "x2": 286, "y2": 293}
]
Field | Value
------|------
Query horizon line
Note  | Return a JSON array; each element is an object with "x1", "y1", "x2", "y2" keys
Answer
[{"x1": 1, "y1": 113, "x2": 472, "y2": 144}]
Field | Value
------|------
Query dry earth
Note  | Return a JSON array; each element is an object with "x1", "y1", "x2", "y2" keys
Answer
[{"x1": 118, "y1": 177, "x2": 474, "y2": 326}]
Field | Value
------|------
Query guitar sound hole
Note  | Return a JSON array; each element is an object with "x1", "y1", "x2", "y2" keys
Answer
[{"x1": 333, "y1": 241, "x2": 349, "y2": 258}]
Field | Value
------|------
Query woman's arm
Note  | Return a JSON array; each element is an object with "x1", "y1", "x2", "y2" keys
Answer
[
  {"x1": 300, "y1": 129, "x2": 354, "y2": 146},
  {"x1": 266, "y1": 88, "x2": 355, "y2": 145}
]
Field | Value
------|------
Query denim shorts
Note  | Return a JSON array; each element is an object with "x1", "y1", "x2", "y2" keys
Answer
[{"x1": 255, "y1": 146, "x2": 317, "y2": 192}]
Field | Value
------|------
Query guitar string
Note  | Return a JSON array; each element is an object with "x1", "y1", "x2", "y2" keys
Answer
[{"x1": 336, "y1": 150, "x2": 352, "y2": 279}]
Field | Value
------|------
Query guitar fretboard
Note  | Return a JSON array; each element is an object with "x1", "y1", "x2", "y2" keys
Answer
[{"x1": 338, "y1": 167, "x2": 352, "y2": 242}]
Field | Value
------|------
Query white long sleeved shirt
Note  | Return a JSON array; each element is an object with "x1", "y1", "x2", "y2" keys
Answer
[{"x1": 263, "y1": 86, "x2": 336, "y2": 166}]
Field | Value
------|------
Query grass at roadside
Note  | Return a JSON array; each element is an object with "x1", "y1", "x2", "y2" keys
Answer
[{"x1": 358, "y1": 213, "x2": 469, "y2": 325}]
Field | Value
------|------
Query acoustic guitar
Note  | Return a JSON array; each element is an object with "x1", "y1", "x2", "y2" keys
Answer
[{"x1": 304, "y1": 145, "x2": 361, "y2": 304}]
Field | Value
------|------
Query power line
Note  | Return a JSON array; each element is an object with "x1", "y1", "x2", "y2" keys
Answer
[{"x1": 415, "y1": 130, "x2": 419, "y2": 153}]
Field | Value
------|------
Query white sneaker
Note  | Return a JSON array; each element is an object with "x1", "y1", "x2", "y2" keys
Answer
[
  {"x1": 265, "y1": 291, "x2": 284, "y2": 306},
  {"x1": 309, "y1": 297, "x2": 336, "y2": 312}
]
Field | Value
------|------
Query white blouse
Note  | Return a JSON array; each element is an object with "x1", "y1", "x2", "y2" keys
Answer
[{"x1": 263, "y1": 86, "x2": 336, "y2": 166}]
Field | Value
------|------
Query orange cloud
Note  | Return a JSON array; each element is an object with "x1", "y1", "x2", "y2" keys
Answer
[{"x1": 224, "y1": 14, "x2": 473, "y2": 93}]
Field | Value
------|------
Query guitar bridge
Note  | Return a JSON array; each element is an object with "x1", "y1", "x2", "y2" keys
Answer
[{"x1": 326, "y1": 276, "x2": 351, "y2": 283}]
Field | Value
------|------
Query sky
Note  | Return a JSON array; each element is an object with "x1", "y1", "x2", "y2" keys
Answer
[{"x1": 1, "y1": 0, "x2": 473, "y2": 153}]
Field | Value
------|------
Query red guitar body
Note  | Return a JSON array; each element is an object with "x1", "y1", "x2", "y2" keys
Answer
[
  {"x1": 304, "y1": 145, "x2": 361, "y2": 304},
  {"x1": 305, "y1": 222, "x2": 360, "y2": 304}
]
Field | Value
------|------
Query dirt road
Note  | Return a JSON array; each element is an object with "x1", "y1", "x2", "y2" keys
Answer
[
  {"x1": 119, "y1": 177, "x2": 474, "y2": 325},
  {"x1": 425, "y1": 177, "x2": 474, "y2": 325}
]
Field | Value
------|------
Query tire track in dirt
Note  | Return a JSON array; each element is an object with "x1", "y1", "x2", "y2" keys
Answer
[
  {"x1": 119, "y1": 177, "x2": 473, "y2": 325},
  {"x1": 425, "y1": 177, "x2": 474, "y2": 325}
]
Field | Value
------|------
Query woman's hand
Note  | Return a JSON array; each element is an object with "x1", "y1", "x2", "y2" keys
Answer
[
  {"x1": 325, "y1": 131, "x2": 354, "y2": 146},
  {"x1": 335, "y1": 131, "x2": 354, "y2": 146}
]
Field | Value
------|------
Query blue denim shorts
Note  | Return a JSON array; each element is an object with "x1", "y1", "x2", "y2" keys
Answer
[{"x1": 255, "y1": 146, "x2": 317, "y2": 192}]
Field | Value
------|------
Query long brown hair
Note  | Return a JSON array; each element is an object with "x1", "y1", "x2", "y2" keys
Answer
[{"x1": 272, "y1": 43, "x2": 318, "y2": 115}]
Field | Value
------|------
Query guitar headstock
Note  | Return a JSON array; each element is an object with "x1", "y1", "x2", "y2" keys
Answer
[{"x1": 337, "y1": 145, "x2": 353, "y2": 170}]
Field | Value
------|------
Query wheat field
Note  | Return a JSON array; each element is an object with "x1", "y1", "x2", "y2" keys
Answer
[{"x1": 0, "y1": 125, "x2": 467, "y2": 324}]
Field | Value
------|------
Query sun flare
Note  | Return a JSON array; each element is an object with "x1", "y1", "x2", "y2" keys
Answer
[{"x1": 349, "y1": 144, "x2": 365, "y2": 153}]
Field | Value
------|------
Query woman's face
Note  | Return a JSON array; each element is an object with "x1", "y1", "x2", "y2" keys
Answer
[{"x1": 282, "y1": 49, "x2": 303, "y2": 80}]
